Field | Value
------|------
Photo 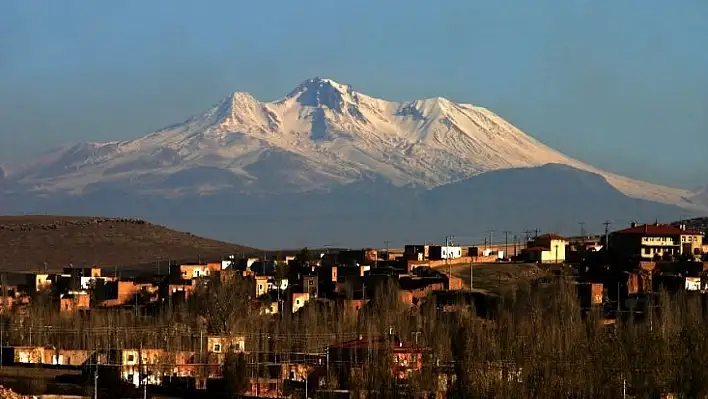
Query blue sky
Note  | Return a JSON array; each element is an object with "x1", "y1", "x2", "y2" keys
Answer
[{"x1": 1, "y1": 0, "x2": 706, "y2": 189}]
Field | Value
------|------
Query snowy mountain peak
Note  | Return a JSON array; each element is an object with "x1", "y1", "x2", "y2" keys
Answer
[{"x1": 283, "y1": 77, "x2": 355, "y2": 111}]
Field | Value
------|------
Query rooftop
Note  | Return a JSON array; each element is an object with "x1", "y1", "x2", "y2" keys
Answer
[
  {"x1": 535, "y1": 233, "x2": 567, "y2": 241},
  {"x1": 613, "y1": 224, "x2": 703, "y2": 236}
]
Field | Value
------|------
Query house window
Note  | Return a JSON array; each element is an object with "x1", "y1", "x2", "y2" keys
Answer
[
  {"x1": 258, "y1": 284, "x2": 263, "y2": 290},
  {"x1": 195, "y1": 271, "x2": 200, "y2": 277},
  {"x1": 213, "y1": 344, "x2": 221, "y2": 353},
  {"x1": 643, "y1": 248, "x2": 650, "y2": 255},
  {"x1": 296, "y1": 300, "x2": 300, "y2": 305},
  {"x1": 308, "y1": 280, "x2": 313, "y2": 285},
  {"x1": 127, "y1": 355, "x2": 135, "y2": 362}
]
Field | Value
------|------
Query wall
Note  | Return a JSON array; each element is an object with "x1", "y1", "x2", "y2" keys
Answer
[
  {"x1": 292, "y1": 293, "x2": 310, "y2": 313},
  {"x1": 59, "y1": 294, "x2": 90, "y2": 312},
  {"x1": 207, "y1": 336, "x2": 245, "y2": 353},
  {"x1": 14, "y1": 347, "x2": 45, "y2": 364},
  {"x1": 254, "y1": 276, "x2": 268, "y2": 298},
  {"x1": 412, "y1": 256, "x2": 498, "y2": 271}
]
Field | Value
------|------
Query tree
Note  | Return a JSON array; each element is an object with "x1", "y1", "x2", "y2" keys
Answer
[
  {"x1": 222, "y1": 352, "x2": 249, "y2": 397},
  {"x1": 188, "y1": 274, "x2": 251, "y2": 334},
  {"x1": 295, "y1": 248, "x2": 313, "y2": 263}
]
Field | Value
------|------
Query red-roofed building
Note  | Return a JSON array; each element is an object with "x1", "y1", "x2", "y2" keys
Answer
[{"x1": 610, "y1": 223, "x2": 704, "y2": 260}]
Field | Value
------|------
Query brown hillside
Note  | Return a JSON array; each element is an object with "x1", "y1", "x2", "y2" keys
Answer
[{"x1": 0, "y1": 216, "x2": 256, "y2": 272}]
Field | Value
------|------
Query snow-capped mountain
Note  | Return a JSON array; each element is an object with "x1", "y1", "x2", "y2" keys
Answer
[{"x1": 1, "y1": 77, "x2": 698, "y2": 209}]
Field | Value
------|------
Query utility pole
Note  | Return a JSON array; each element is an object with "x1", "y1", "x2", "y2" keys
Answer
[
  {"x1": 470, "y1": 262, "x2": 473, "y2": 290},
  {"x1": 555, "y1": 244, "x2": 559, "y2": 264},
  {"x1": 578, "y1": 222, "x2": 586, "y2": 237},
  {"x1": 503, "y1": 231, "x2": 511, "y2": 258},
  {"x1": 603, "y1": 221, "x2": 612, "y2": 250},
  {"x1": 513, "y1": 235, "x2": 518, "y2": 257},
  {"x1": 534, "y1": 229, "x2": 540, "y2": 238},
  {"x1": 617, "y1": 282, "x2": 621, "y2": 314},
  {"x1": 199, "y1": 329, "x2": 203, "y2": 366},
  {"x1": 445, "y1": 235, "x2": 454, "y2": 277},
  {"x1": 524, "y1": 230, "x2": 532, "y2": 243}
]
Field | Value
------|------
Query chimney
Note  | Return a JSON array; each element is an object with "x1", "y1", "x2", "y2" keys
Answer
[{"x1": 630, "y1": 222, "x2": 637, "y2": 228}]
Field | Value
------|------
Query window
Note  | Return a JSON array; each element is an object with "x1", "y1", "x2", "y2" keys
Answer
[
  {"x1": 127, "y1": 355, "x2": 135, "y2": 362},
  {"x1": 643, "y1": 248, "x2": 650, "y2": 255},
  {"x1": 195, "y1": 271, "x2": 200, "y2": 277},
  {"x1": 296, "y1": 300, "x2": 300, "y2": 305},
  {"x1": 258, "y1": 284, "x2": 263, "y2": 290},
  {"x1": 213, "y1": 344, "x2": 221, "y2": 353},
  {"x1": 308, "y1": 280, "x2": 313, "y2": 285}
]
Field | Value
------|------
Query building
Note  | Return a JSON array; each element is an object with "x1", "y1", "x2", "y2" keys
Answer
[
  {"x1": 93, "y1": 348, "x2": 196, "y2": 387},
  {"x1": 337, "y1": 249, "x2": 378, "y2": 266},
  {"x1": 26, "y1": 273, "x2": 54, "y2": 293},
  {"x1": 524, "y1": 234, "x2": 568, "y2": 264},
  {"x1": 101, "y1": 281, "x2": 157, "y2": 307},
  {"x1": 253, "y1": 275, "x2": 269, "y2": 298},
  {"x1": 327, "y1": 336, "x2": 428, "y2": 386},
  {"x1": 7, "y1": 346, "x2": 91, "y2": 366},
  {"x1": 404, "y1": 245, "x2": 428, "y2": 261},
  {"x1": 170, "y1": 263, "x2": 221, "y2": 280},
  {"x1": 610, "y1": 223, "x2": 705, "y2": 260},
  {"x1": 428, "y1": 246, "x2": 463, "y2": 261},
  {"x1": 292, "y1": 292, "x2": 311, "y2": 313},
  {"x1": 58, "y1": 292, "x2": 90, "y2": 312},
  {"x1": 206, "y1": 335, "x2": 246, "y2": 354}
]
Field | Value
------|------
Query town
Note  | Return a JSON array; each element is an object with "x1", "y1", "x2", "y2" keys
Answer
[{"x1": 0, "y1": 220, "x2": 707, "y2": 398}]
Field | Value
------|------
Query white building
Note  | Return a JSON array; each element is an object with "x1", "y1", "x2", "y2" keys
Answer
[{"x1": 525, "y1": 234, "x2": 568, "y2": 264}]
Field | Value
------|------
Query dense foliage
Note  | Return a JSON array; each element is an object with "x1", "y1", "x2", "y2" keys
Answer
[{"x1": 4, "y1": 274, "x2": 708, "y2": 397}]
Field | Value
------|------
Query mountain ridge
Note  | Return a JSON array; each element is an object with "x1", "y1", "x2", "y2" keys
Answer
[{"x1": 2, "y1": 77, "x2": 697, "y2": 212}]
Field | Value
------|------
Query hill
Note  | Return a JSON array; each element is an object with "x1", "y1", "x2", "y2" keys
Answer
[
  {"x1": 671, "y1": 217, "x2": 708, "y2": 234},
  {"x1": 0, "y1": 216, "x2": 256, "y2": 272}
]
